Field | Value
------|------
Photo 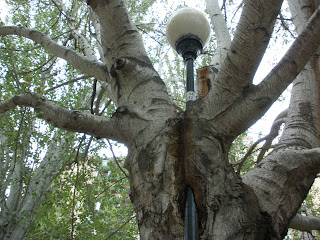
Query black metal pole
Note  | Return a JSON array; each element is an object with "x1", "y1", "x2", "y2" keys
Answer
[
  {"x1": 184, "y1": 56, "x2": 199, "y2": 240},
  {"x1": 185, "y1": 57, "x2": 195, "y2": 108},
  {"x1": 184, "y1": 186, "x2": 199, "y2": 240},
  {"x1": 175, "y1": 35, "x2": 202, "y2": 240}
]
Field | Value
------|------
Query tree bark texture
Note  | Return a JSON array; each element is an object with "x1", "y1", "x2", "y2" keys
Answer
[{"x1": 2, "y1": 0, "x2": 320, "y2": 239}]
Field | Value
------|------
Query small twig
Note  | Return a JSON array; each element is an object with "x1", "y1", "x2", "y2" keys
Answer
[
  {"x1": 236, "y1": 109, "x2": 288, "y2": 173},
  {"x1": 137, "y1": 26, "x2": 163, "y2": 46},
  {"x1": 71, "y1": 134, "x2": 86, "y2": 240},
  {"x1": 236, "y1": 136, "x2": 267, "y2": 174},
  {"x1": 278, "y1": 12, "x2": 296, "y2": 39},
  {"x1": 95, "y1": 177, "x2": 127, "y2": 199},
  {"x1": 91, "y1": 79, "x2": 97, "y2": 114},
  {"x1": 106, "y1": 139, "x2": 128, "y2": 178},
  {"x1": 104, "y1": 215, "x2": 136, "y2": 240},
  {"x1": 44, "y1": 75, "x2": 90, "y2": 92},
  {"x1": 231, "y1": 1, "x2": 244, "y2": 23},
  {"x1": 221, "y1": 0, "x2": 227, "y2": 22},
  {"x1": 19, "y1": 56, "x2": 56, "y2": 76},
  {"x1": 98, "y1": 100, "x2": 111, "y2": 116}
]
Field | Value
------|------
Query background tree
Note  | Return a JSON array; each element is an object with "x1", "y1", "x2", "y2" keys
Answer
[{"x1": 1, "y1": 0, "x2": 320, "y2": 239}]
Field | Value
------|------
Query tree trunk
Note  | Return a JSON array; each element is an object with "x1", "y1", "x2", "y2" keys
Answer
[
  {"x1": 2, "y1": 0, "x2": 320, "y2": 239},
  {"x1": 126, "y1": 112, "x2": 282, "y2": 239}
]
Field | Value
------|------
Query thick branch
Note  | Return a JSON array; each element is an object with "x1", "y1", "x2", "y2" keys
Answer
[
  {"x1": 87, "y1": 0, "x2": 176, "y2": 119},
  {"x1": 290, "y1": 214, "x2": 320, "y2": 232},
  {"x1": 0, "y1": 26, "x2": 109, "y2": 81},
  {"x1": 0, "y1": 92, "x2": 124, "y2": 142},
  {"x1": 210, "y1": 0, "x2": 283, "y2": 102},
  {"x1": 53, "y1": 0, "x2": 98, "y2": 61},
  {"x1": 205, "y1": 0, "x2": 231, "y2": 69},
  {"x1": 211, "y1": 8, "x2": 320, "y2": 140},
  {"x1": 243, "y1": 148, "x2": 320, "y2": 236},
  {"x1": 88, "y1": 0, "x2": 151, "y2": 70},
  {"x1": 258, "y1": 8, "x2": 320, "y2": 100}
]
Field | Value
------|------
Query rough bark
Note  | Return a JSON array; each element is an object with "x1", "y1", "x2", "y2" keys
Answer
[
  {"x1": 208, "y1": 0, "x2": 284, "y2": 107},
  {"x1": 0, "y1": 26, "x2": 109, "y2": 81},
  {"x1": 1, "y1": 0, "x2": 320, "y2": 239},
  {"x1": 205, "y1": 0, "x2": 231, "y2": 69},
  {"x1": 0, "y1": 92, "x2": 125, "y2": 142},
  {"x1": 290, "y1": 214, "x2": 320, "y2": 231},
  {"x1": 205, "y1": 7, "x2": 320, "y2": 140}
]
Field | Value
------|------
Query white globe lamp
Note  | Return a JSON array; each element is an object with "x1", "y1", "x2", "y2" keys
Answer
[{"x1": 166, "y1": 7, "x2": 211, "y2": 60}]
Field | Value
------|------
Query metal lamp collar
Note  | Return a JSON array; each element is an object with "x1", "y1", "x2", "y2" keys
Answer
[{"x1": 175, "y1": 35, "x2": 203, "y2": 61}]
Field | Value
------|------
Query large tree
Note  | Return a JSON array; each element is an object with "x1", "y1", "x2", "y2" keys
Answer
[{"x1": 1, "y1": 0, "x2": 320, "y2": 239}]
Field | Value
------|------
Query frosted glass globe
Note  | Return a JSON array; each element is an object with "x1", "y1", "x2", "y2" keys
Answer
[{"x1": 166, "y1": 7, "x2": 211, "y2": 51}]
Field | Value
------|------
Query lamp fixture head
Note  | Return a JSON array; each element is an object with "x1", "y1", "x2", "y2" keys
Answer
[{"x1": 166, "y1": 7, "x2": 211, "y2": 60}]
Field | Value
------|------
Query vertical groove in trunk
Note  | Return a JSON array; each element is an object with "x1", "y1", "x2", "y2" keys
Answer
[{"x1": 127, "y1": 114, "x2": 278, "y2": 239}]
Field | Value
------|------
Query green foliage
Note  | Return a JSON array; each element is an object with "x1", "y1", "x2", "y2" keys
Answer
[
  {"x1": 228, "y1": 132, "x2": 256, "y2": 175},
  {"x1": 28, "y1": 155, "x2": 137, "y2": 239},
  {"x1": 1, "y1": 0, "x2": 319, "y2": 239},
  {"x1": 1, "y1": 1, "x2": 158, "y2": 237}
]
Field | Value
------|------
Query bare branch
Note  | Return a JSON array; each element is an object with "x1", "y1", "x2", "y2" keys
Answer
[
  {"x1": 290, "y1": 214, "x2": 320, "y2": 232},
  {"x1": 44, "y1": 75, "x2": 90, "y2": 92},
  {"x1": 0, "y1": 92, "x2": 123, "y2": 141},
  {"x1": 205, "y1": 0, "x2": 231, "y2": 69},
  {"x1": 0, "y1": 26, "x2": 109, "y2": 81},
  {"x1": 53, "y1": 0, "x2": 98, "y2": 61},
  {"x1": 235, "y1": 110, "x2": 287, "y2": 173},
  {"x1": 211, "y1": 0, "x2": 283, "y2": 101},
  {"x1": 278, "y1": 13, "x2": 296, "y2": 39},
  {"x1": 256, "y1": 109, "x2": 288, "y2": 163},
  {"x1": 106, "y1": 139, "x2": 128, "y2": 178},
  {"x1": 104, "y1": 215, "x2": 136, "y2": 240},
  {"x1": 211, "y1": 8, "x2": 320, "y2": 140}
]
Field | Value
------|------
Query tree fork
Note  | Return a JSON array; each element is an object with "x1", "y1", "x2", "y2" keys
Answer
[{"x1": 172, "y1": 112, "x2": 279, "y2": 238}]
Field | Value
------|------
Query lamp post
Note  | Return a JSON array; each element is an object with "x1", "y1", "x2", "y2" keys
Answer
[
  {"x1": 166, "y1": 7, "x2": 211, "y2": 107},
  {"x1": 166, "y1": 7, "x2": 211, "y2": 240}
]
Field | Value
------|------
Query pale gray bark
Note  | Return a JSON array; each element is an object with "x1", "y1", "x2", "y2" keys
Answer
[
  {"x1": 1, "y1": 0, "x2": 320, "y2": 239},
  {"x1": 204, "y1": 7, "x2": 320, "y2": 139},
  {"x1": 0, "y1": 92, "x2": 125, "y2": 142},
  {"x1": 52, "y1": 0, "x2": 116, "y2": 104},
  {"x1": 243, "y1": 148, "x2": 320, "y2": 238},
  {"x1": 5, "y1": 129, "x2": 30, "y2": 215},
  {"x1": 290, "y1": 214, "x2": 320, "y2": 231},
  {"x1": 205, "y1": 0, "x2": 231, "y2": 69},
  {"x1": 288, "y1": 0, "x2": 315, "y2": 33},
  {"x1": 240, "y1": 3, "x2": 320, "y2": 236},
  {"x1": 87, "y1": 0, "x2": 175, "y2": 116},
  {"x1": 88, "y1": 7, "x2": 105, "y2": 63},
  {"x1": 0, "y1": 132, "x2": 73, "y2": 240},
  {"x1": 87, "y1": 0, "x2": 177, "y2": 147},
  {"x1": 207, "y1": 0, "x2": 284, "y2": 109},
  {"x1": 0, "y1": 26, "x2": 109, "y2": 81},
  {"x1": 53, "y1": 0, "x2": 97, "y2": 60}
]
